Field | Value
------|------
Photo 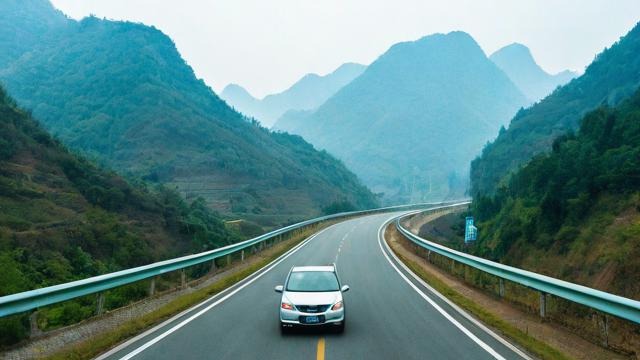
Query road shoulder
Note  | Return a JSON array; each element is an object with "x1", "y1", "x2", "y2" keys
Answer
[{"x1": 385, "y1": 223, "x2": 627, "y2": 360}]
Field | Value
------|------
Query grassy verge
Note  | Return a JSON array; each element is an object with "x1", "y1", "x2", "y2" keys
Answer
[
  {"x1": 45, "y1": 225, "x2": 326, "y2": 360},
  {"x1": 389, "y1": 231, "x2": 572, "y2": 360}
]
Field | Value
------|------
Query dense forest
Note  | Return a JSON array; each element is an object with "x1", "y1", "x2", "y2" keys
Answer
[
  {"x1": 0, "y1": 86, "x2": 237, "y2": 344},
  {"x1": 0, "y1": 0, "x2": 377, "y2": 225},
  {"x1": 471, "y1": 89, "x2": 640, "y2": 298},
  {"x1": 471, "y1": 22, "x2": 640, "y2": 197}
]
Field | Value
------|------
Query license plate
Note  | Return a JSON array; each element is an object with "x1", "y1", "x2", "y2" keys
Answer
[{"x1": 304, "y1": 316, "x2": 319, "y2": 324}]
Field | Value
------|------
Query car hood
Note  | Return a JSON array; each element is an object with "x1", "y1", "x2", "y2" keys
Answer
[{"x1": 283, "y1": 291, "x2": 340, "y2": 306}]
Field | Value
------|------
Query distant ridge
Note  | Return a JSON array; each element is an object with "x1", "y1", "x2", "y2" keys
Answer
[
  {"x1": 490, "y1": 43, "x2": 576, "y2": 102},
  {"x1": 221, "y1": 63, "x2": 366, "y2": 127},
  {"x1": 276, "y1": 31, "x2": 528, "y2": 203},
  {"x1": 472, "y1": 22, "x2": 640, "y2": 196}
]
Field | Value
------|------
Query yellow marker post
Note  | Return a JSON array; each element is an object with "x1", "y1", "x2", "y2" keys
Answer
[{"x1": 316, "y1": 337, "x2": 325, "y2": 360}]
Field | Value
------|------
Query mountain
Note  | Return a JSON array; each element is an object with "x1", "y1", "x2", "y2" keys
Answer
[
  {"x1": 220, "y1": 84, "x2": 259, "y2": 120},
  {"x1": 471, "y1": 88, "x2": 640, "y2": 299},
  {"x1": 272, "y1": 109, "x2": 314, "y2": 134},
  {"x1": 221, "y1": 63, "x2": 366, "y2": 127},
  {"x1": 489, "y1": 43, "x2": 576, "y2": 103},
  {"x1": 0, "y1": 0, "x2": 70, "y2": 69},
  {"x1": 0, "y1": 1, "x2": 378, "y2": 225},
  {"x1": 471, "y1": 23, "x2": 640, "y2": 196},
  {"x1": 0, "y1": 85, "x2": 237, "y2": 344},
  {"x1": 275, "y1": 32, "x2": 528, "y2": 203}
]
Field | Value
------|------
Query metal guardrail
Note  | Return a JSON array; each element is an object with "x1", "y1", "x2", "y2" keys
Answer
[
  {"x1": 0, "y1": 200, "x2": 466, "y2": 317},
  {"x1": 396, "y1": 211, "x2": 640, "y2": 324}
]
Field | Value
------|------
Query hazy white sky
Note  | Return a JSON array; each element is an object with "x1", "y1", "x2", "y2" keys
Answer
[{"x1": 50, "y1": 0, "x2": 639, "y2": 98}]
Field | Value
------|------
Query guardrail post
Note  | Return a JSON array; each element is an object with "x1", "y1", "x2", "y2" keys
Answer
[
  {"x1": 226, "y1": 254, "x2": 231, "y2": 266},
  {"x1": 180, "y1": 269, "x2": 186, "y2": 288},
  {"x1": 539, "y1": 292, "x2": 546, "y2": 318},
  {"x1": 149, "y1": 277, "x2": 156, "y2": 296},
  {"x1": 241, "y1": 249, "x2": 245, "y2": 262},
  {"x1": 210, "y1": 259, "x2": 217, "y2": 272},
  {"x1": 29, "y1": 311, "x2": 41, "y2": 338},
  {"x1": 427, "y1": 250, "x2": 431, "y2": 262},
  {"x1": 499, "y1": 279, "x2": 505, "y2": 298},
  {"x1": 601, "y1": 314, "x2": 609, "y2": 347},
  {"x1": 96, "y1": 292, "x2": 105, "y2": 316}
]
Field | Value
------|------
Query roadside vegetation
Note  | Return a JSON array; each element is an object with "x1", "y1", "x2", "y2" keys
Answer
[
  {"x1": 0, "y1": 86, "x2": 237, "y2": 346},
  {"x1": 471, "y1": 89, "x2": 640, "y2": 300},
  {"x1": 43, "y1": 224, "x2": 326, "y2": 360},
  {"x1": 386, "y1": 225, "x2": 571, "y2": 360}
]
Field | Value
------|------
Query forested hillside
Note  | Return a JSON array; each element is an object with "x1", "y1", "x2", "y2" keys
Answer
[
  {"x1": 489, "y1": 43, "x2": 575, "y2": 103},
  {"x1": 471, "y1": 23, "x2": 640, "y2": 196},
  {"x1": 221, "y1": 63, "x2": 365, "y2": 127},
  {"x1": 0, "y1": 0, "x2": 69, "y2": 68},
  {"x1": 0, "y1": 1, "x2": 377, "y2": 224},
  {"x1": 275, "y1": 32, "x2": 527, "y2": 203},
  {"x1": 471, "y1": 89, "x2": 640, "y2": 298},
  {"x1": 0, "y1": 86, "x2": 237, "y2": 343}
]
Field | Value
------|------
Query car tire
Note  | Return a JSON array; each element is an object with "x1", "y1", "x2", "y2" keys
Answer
[
  {"x1": 335, "y1": 321, "x2": 345, "y2": 334},
  {"x1": 280, "y1": 322, "x2": 290, "y2": 334}
]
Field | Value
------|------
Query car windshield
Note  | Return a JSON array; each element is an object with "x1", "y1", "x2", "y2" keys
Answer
[{"x1": 286, "y1": 271, "x2": 339, "y2": 292}]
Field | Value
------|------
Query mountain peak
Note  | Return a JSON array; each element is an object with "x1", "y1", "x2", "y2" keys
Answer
[
  {"x1": 490, "y1": 43, "x2": 575, "y2": 102},
  {"x1": 221, "y1": 83, "x2": 255, "y2": 99},
  {"x1": 374, "y1": 31, "x2": 487, "y2": 74},
  {"x1": 420, "y1": 31, "x2": 480, "y2": 48},
  {"x1": 276, "y1": 31, "x2": 527, "y2": 202},
  {"x1": 223, "y1": 62, "x2": 365, "y2": 127},
  {"x1": 490, "y1": 43, "x2": 538, "y2": 70},
  {"x1": 405, "y1": 30, "x2": 480, "y2": 49}
]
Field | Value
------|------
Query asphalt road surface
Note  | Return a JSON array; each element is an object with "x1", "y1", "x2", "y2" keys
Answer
[{"x1": 98, "y1": 212, "x2": 530, "y2": 360}]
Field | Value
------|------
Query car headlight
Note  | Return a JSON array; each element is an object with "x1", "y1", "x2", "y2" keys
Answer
[
  {"x1": 331, "y1": 301, "x2": 343, "y2": 311},
  {"x1": 281, "y1": 302, "x2": 294, "y2": 310}
]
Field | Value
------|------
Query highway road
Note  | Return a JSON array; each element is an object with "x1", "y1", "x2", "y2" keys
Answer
[{"x1": 98, "y1": 212, "x2": 530, "y2": 360}]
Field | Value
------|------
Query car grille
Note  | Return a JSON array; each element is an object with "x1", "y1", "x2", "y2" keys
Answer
[{"x1": 295, "y1": 304, "x2": 331, "y2": 313}]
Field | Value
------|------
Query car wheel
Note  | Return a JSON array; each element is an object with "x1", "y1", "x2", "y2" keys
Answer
[
  {"x1": 280, "y1": 322, "x2": 290, "y2": 334},
  {"x1": 335, "y1": 321, "x2": 345, "y2": 334}
]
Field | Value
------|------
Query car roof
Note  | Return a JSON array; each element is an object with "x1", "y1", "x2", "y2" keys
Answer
[{"x1": 291, "y1": 265, "x2": 335, "y2": 272}]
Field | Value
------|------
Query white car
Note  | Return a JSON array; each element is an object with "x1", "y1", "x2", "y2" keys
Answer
[{"x1": 275, "y1": 264, "x2": 349, "y2": 333}]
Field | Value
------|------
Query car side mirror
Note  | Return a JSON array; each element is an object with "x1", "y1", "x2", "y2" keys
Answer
[
  {"x1": 341, "y1": 285, "x2": 350, "y2": 292},
  {"x1": 275, "y1": 285, "x2": 284, "y2": 293}
]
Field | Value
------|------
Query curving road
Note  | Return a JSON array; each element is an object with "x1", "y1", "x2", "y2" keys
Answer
[{"x1": 98, "y1": 212, "x2": 530, "y2": 360}]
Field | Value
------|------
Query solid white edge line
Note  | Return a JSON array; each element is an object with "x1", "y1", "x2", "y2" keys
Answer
[
  {"x1": 98, "y1": 223, "x2": 337, "y2": 360},
  {"x1": 376, "y1": 214, "x2": 507, "y2": 360},
  {"x1": 381, "y1": 217, "x2": 533, "y2": 360}
]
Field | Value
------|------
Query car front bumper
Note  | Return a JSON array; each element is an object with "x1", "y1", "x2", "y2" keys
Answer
[{"x1": 280, "y1": 308, "x2": 344, "y2": 326}]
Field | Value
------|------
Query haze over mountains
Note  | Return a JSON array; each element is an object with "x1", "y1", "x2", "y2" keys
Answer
[
  {"x1": 275, "y1": 31, "x2": 528, "y2": 203},
  {"x1": 0, "y1": 0, "x2": 377, "y2": 224},
  {"x1": 221, "y1": 63, "x2": 366, "y2": 127},
  {"x1": 471, "y1": 22, "x2": 640, "y2": 196},
  {"x1": 489, "y1": 43, "x2": 577, "y2": 103}
]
